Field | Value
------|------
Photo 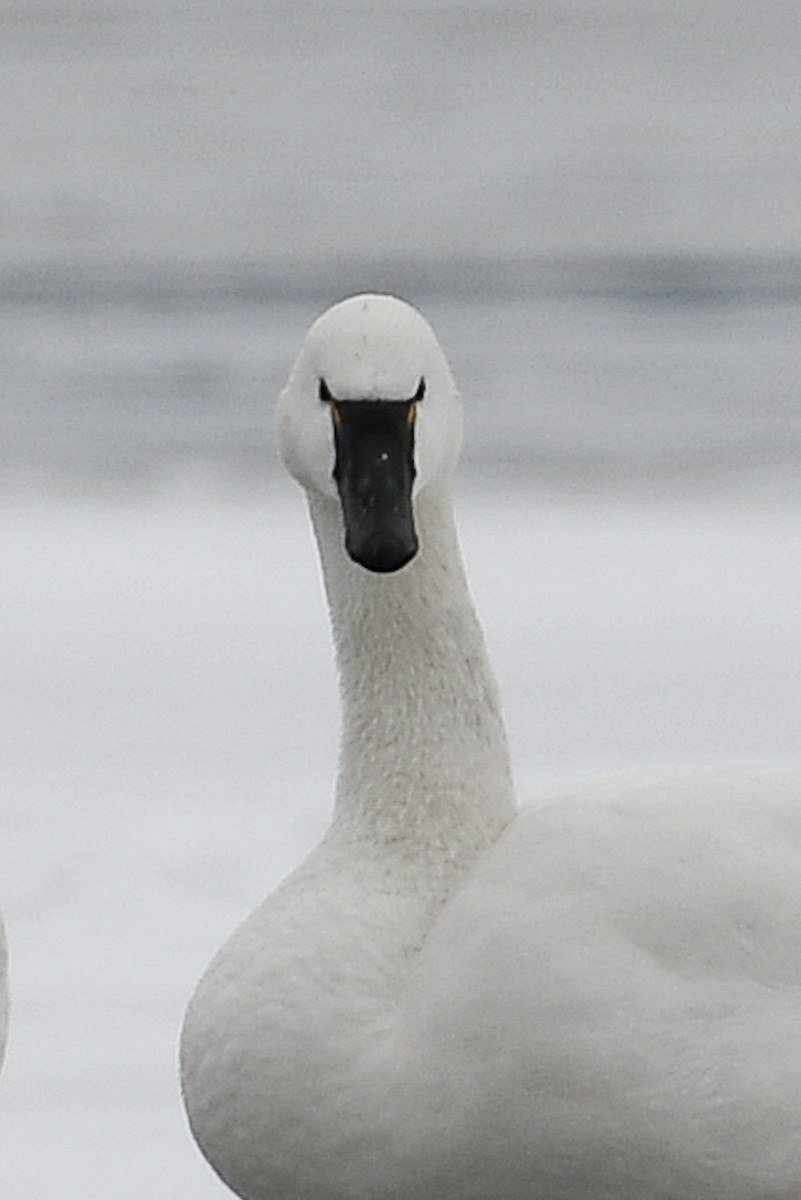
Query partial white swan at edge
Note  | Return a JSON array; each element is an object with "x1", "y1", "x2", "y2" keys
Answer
[
  {"x1": 180, "y1": 293, "x2": 801, "y2": 1200},
  {"x1": 0, "y1": 917, "x2": 6, "y2": 1074}
]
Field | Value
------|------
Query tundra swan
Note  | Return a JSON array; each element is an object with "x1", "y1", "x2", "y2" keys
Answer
[{"x1": 181, "y1": 294, "x2": 801, "y2": 1200}]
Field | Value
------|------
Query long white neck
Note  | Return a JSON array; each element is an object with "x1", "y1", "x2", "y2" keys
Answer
[
  {"x1": 308, "y1": 475, "x2": 516, "y2": 906},
  {"x1": 181, "y1": 475, "x2": 518, "y2": 1200}
]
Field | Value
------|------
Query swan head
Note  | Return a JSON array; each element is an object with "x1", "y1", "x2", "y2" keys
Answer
[{"x1": 277, "y1": 293, "x2": 462, "y2": 573}]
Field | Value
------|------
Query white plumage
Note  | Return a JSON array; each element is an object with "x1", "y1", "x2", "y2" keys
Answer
[
  {"x1": 180, "y1": 294, "x2": 801, "y2": 1200},
  {"x1": 0, "y1": 917, "x2": 7, "y2": 1073}
]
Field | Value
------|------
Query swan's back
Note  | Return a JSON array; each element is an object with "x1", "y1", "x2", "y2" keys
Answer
[{"x1": 380, "y1": 765, "x2": 801, "y2": 1199}]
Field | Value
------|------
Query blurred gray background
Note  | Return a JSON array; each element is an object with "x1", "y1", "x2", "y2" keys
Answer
[
  {"x1": 2, "y1": 0, "x2": 800, "y2": 488},
  {"x1": 0, "y1": 3, "x2": 800, "y2": 1197}
]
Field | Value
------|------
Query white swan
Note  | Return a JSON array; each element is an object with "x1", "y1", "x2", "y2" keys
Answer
[
  {"x1": 181, "y1": 294, "x2": 801, "y2": 1200},
  {"x1": 0, "y1": 917, "x2": 7, "y2": 1072}
]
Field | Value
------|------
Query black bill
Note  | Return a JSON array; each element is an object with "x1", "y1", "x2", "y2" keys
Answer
[{"x1": 329, "y1": 395, "x2": 419, "y2": 573}]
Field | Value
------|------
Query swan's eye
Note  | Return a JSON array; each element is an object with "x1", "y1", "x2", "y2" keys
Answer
[{"x1": 319, "y1": 378, "x2": 334, "y2": 404}]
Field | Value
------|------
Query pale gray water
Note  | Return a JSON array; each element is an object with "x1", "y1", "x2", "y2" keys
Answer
[
  {"x1": 2, "y1": 0, "x2": 800, "y2": 493},
  {"x1": 1, "y1": 4, "x2": 800, "y2": 1198},
  {"x1": 4, "y1": 0, "x2": 801, "y2": 267}
]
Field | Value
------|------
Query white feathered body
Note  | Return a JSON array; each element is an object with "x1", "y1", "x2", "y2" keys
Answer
[{"x1": 183, "y1": 762, "x2": 801, "y2": 1200}]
